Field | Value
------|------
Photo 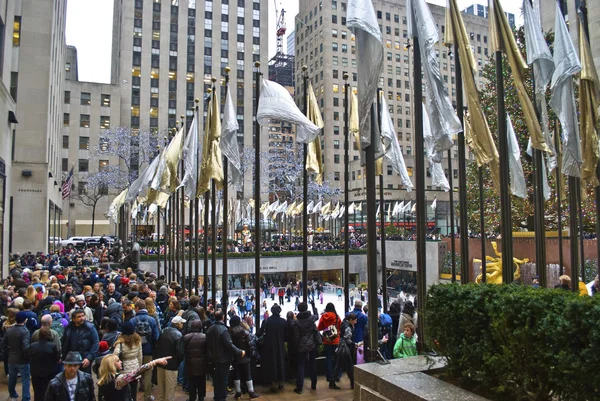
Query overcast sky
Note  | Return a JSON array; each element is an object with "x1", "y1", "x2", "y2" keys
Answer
[{"x1": 65, "y1": 0, "x2": 524, "y2": 84}]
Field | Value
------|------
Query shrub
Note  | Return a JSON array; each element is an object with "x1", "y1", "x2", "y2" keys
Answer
[{"x1": 425, "y1": 284, "x2": 600, "y2": 401}]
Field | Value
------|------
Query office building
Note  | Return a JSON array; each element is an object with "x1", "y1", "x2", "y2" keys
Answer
[
  {"x1": 10, "y1": 0, "x2": 67, "y2": 255},
  {"x1": 111, "y1": 0, "x2": 269, "y2": 201},
  {"x1": 464, "y1": 2, "x2": 516, "y2": 28},
  {"x1": 287, "y1": 30, "x2": 295, "y2": 55},
  {"x1": 294, "y1": 0, "x2": 489, "y2": 234}
]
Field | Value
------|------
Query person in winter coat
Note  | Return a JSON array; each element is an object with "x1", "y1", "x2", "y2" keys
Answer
[
  {"x1": 44, "y1": 351, "x2": 95, "y2": 401},
  {"x1": 393, "y1": 323, "x2": 418, "y2": 359},
  {"x1": 388, "y1": 295, "x2": 404, "y2": 358},
  {"x1": 28, "y1": 327, "x2": 60, "y2": 401},
  {"x1": 92, "y1": 341, "x2": 111, "y2": 379},
  {"x1": 103, "y1": 298, "x2": 124, "y2": 329},
  {"x1": 346, "y1": 300, "x2": 368, "y2": 345},
  {"x1": 97, "y1": 354, "x2": 170, "y2": 401},
  {"x1": 317, "y1": 302, "x2": 342, "y2": 382},
  {"x1": 397, "y1": 301, "x2": 417, "y2": 338},
  {"x1": 130, "y1": 299, "x2": 160, "y2": 401},
  {"x1": 61, "y1": 309, "x2": 99, "y2": 375},
  {"x1": 228, "y1": 316, "x2": 260, "y2": 399},
  {"x1": 100, "y1": 318, "x2": 120, "y2": 348},
  {"x1": 111, "y1": 320, "x2": 143, "y2": 396},
  {"x1": 206, "y1": 311, "x2": 245, "y2": 401},
  {"x1": 153, "y1": 315, "x2": 185, "y2": 401},
  {"x1": 291, "y1": 302, "x2": 319, "y2": 394},
  {"x1": 257, "y1": 304, "x2": 288, "y2": 393},
  {"x1": 329, "y1": 313, "x2": 358, "y2": 390},
  {"x1": 182, "y1": 320, "x2": 208, "y2": 401},
  {"x1": 1, "y1": 311, "x2": 31, "y2": 401}
]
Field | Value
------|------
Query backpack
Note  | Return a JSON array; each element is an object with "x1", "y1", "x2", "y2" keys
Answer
[
  {"x1": 135, "y1": 318, "x2": 153, "y2": 344},
  {"x1": 50, "y1": 315, "x2": 65, "y2": 338},
  {"x1": 379, "y1": 313, "x2": 392, "y2": 328},
  {"x1": 323, "y1": 323, "x2": 339, "y2": 342}
]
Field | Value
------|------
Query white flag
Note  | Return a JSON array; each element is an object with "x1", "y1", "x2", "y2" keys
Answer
[
  {"x1": 348, "y1": 202, "x2": 355, "y2": 215},
  {"x1": 380, "y1": 96, "x2": 413, "y2": 191},
  {"x1": 339, "y1": 205, "x2": 346, "y2": 219},
  {"x1": 430, "y1": 198, "x2": 437, "y2": 211},
  {"x1": 550, "y1": 2, "x2": 582, "y2": 177},
  {"x1": 221, "y1": 85, "x2": 242, "y2": 190},
  {"x1": 179, "y1": 110, "x2": 200, "y2": 198},
  {"x1": 411, "y1": 202, "x2": 417, "y2": 213},
  {"x1": 423, "y1": 103, "x2": 450, "y2": 192},
  {"x1": 257, "y1": 79, "x2": 320, "y2": 144},
  {"x1": 507, "y1": 114, "x2": 528, "y2": 198},
  {"x1": 307, "y1": 201, "x2": 315, "y2": 214}
]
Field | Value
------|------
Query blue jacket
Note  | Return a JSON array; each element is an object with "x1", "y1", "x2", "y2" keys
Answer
[
  {"x1": 130, "y1": 310, "x2": 159, "y2": 355},
  {"x1": 61, "y1": 321, "x2": 99, "y2": 362},
  {"x1": 346, "y1": 307, "x2": 368, "y2": 343}
]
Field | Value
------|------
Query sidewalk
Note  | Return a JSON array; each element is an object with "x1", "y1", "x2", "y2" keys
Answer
[{"x1": 0, "y1": 372, "x2": 354, "y2": 400}]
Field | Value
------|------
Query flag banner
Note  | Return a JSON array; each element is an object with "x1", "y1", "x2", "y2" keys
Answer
[
  {"x1": 179, "y1": 110, "x2": 200, "y2": 198},
  {"x1": 348, "y1": 202, "x2": 355, "y2": 215},
  {"x1": 392, "y1": 201, "x2": 402, "y2": 217},
  {"x1": 423, "y1": 103, "x2": 450, "y2": 191},
  {"x1": 380, "y1": 96, "x2": 414, "y2": 190},
  {"x1": 320, "y1": 202, "x2": 332, "y2": 216},
  {"x1": 312, "y1": 200, "x2": 322, "y2": 214},
  {"x1": 507, "y1": 114, "x2": 528, "y2": 198},
  {"x1": 376, "y1": 204, "x2": 381, "y2": 221},
  {"x1": 126, "y1": 154, "x2": 160, "y2": 203},
  {"x1": 151, "y1": 126, "x2": 184, "y2": 193},
  {"x1": 411, "y1": 202, "x2": 417, "y2": 213},
  {"x1": 407, "y1": 0, "x2": 460, "y2": 160},
  {"x1": 430, "y1": 198, "x2": 437, "y2": 211},
  {"x1": 355, "y1": 202, "x2": 362, "y2": 212},
  {"x1": 62, "y1": 167, "x2": 74, "y2": 200},
  {"x1": 347, "y1": 0, "x2": 383, "y2": 155},
  {"x1": 307, "y1": 201, "x2": 314, "y2": 214},
  {"x1": 306, "y1": 82, "x2": 325, "y2": 184},
  {"x1": 549, "y1": 2, "x2": 582, "y2": 177},
  {"x1": 578, "y1": 20, "x2": 600, "y2": 186},
  {"x1": 198, "y1": 87, "x2": 224, "y2": 195},
  {"x1": 108, "y1": 188, "x2": 128, "y2": 219},
  {"x1": 131, "y1": 200, "x2": 139, "y2": 219},
  {"x1": 293, "y1": 202, "x2": 304, "y2": 217},
  {"x1": 490, "y1": 0, "x2": 548, "y2": 152},
  {"x1": 277, "y1": 200, "x2": 288, "y2": 214},
  {"x1": 387, "y1": 202, "x2": 392, "y2": 220},
  {"x1": 331, "y1": 203, "x2": 341, "y2": 219},
  {"x1": 403, "y1": 201, "x2": 412, "y2": 214},
  {"x1": 349, "y1": 89, "x2": 361, "y2": 154},
  {"x1": 148, "y1": 203, "x2": 158, "y2": 215},
  {"x1": 285, "y1": 201, "x2": 296, "y2": 216},
  {"x1": 339, "y1": 205, "x2": 346, "y2": 219},
  {"x1": 257, "y1": 78, "x2": 320, "y2": 143},
  {"x1": 448, "y1": 0, "x2": 499, "y2": 188},
  {"x1": 221, "y1": 85, "x2": 243, "y2": 190}
]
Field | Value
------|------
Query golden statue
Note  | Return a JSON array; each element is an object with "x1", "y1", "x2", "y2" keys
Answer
[{"x1": 474, "y1": 241, "x2": 528, "y2": 284}]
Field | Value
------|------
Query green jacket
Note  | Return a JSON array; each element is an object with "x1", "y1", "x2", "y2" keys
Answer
[{"x1": 393, "y1": 333, "x2": 417, "y2": 358}]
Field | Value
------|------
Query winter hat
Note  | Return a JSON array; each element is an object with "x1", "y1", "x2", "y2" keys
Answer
[
  {"x1": 98, "y1": 341, "x2": 110, "y2": 353},
  {"x1": 16, "y1": 311, "x2": 28, "y2": 324},
  {"x1": 230, "y1": 316, "x2": 241, "y2": 327},
  {"x1": 159, "y1": 286, "x2": 168, "y2": 295},
  {"x1": 12, "y1": 297, "x2": 24, "y2": 309},
  {"x1": 121, "y1": 320, "x2": 135, "y2": 336},
  {"x1": 171, "y1": 316, "x2": 187, "y2": 325},
  {"x1": 75, "y1": 294, "x2": 85, "y2": 302}
]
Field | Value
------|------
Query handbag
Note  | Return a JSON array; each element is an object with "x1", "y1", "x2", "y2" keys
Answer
[{"x1": 314, "y1": 329, "x2": 323, "y2": 346}]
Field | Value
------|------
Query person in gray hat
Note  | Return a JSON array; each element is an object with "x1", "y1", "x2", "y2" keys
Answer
[{"x1": 44, "y1": 351, "x2": 95, "y2": 401}]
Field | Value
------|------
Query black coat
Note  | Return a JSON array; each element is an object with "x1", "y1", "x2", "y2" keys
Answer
[
  {"x1": 44, "y1": 371, "x2": 96, "y2": 401},
  {"x1": 206, "y1": 321, "x2": 242, "y2": 364},
  {"x1": 291, "y1": 311, "x2": 318, "y2": 353},
  {"x1": 28, "y1": 340, "x2": 60, "y2": 378},
  {"x1": 229, "y1": 325, "x2": 252, "y2": 364},
  {"x1": 153, "y1": 327, "x2": 183, "y2": 370},
  {"x1": 257, "y1": 314, "x2": 287, "y2": 382},
  {"x1": 182, "y1": 320, "x2": 208, "y2": 376},
  {"x1": 0, "y1": 325, "x2": 30, "y2": 364},
  {"x1": 62, "y1": 321, "x2": 99, "y2": 362},
  {"x1": 98, "y1": 377, "x2": 130, "y2": 401}
]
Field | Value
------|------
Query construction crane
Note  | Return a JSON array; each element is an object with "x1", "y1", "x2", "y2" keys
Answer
[{"x1": 274, "y1": 0, "x2": 286, "y2": 55}]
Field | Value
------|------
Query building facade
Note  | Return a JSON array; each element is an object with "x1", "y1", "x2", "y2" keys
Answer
[
  {"x1": 0, "y1": 0, "x2": 18, "y2": 277},
  {"x1": 287, "y1": 30, "x2": 295, "y2": 55},
  {"x1": 10, "y1": 0, "x2": 67, "y2": 255},
  {"x1": 62, "y1": 46, "x2": 121, "y2": 238},
  {"x1": 294, "y1": 0, "x2": 489, "y2": 235},
  {"x1": 464, "y1": 2, "x2": 516, "y2": 28},
  {"x1": 111, "y1": 0, "x2": 269, "y2": 201}
]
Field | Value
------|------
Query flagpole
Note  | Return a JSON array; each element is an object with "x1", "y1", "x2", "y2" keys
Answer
[
  {"x1": 157, "y1": 205, "x2": 161, "y2": 277},
  {"x1": 211, "y1": 179, "x2": 217, "y2": 304},
  {"x1": 188, "y1": 186, "x2": 193, "y2": 296},
  {"x1": 163, "y1": 204, "x2": 167, "y2": 279},
  {"x1": 222, "y1": 67, "x2": 230, "y2": 314},
  {"x1": 180, "y1": 116, "x2": 187, "y2": 291},
  {"x1": 479, "y1": 167, "x2": 487, "y2": 282},
  {"x1": 376, "y1": 88, "x2": 388, "y2": 312},
  {"x1": 447, "y1": 151, "x2": 456, "y2": 282},
  {"x1": 343, "y1": 74, "x2": 350, "y2": 313},
  {"x1": 301, "y1": 65, "x2": 309, "y2": 304},
  {"x1": 553, "y1": 124, "x2": 564, "y2": 275},
  {"x1": 454, "y1": 45, "x2": 470, "y2": 284},
  {"x1": 254, "y1": 62, "x2": 262, "y2": 331},
  {"x1": 203, "y1": 190, "x2": 209, "y2": 303},
  {"x1": 495, "y1": 46, "x2": 514, "y2": 284},
  {"x1": 192, "y1": 100, "x2": 200, "y2": 295}
]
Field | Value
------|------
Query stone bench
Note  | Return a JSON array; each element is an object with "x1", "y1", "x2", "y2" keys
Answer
[{"x1": 354, "y1": 356, "x2": 489, "y2": 401}]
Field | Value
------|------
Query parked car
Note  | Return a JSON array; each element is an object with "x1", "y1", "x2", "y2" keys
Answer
[
  {"x1": 49, "y1": 237, "x2": 63, "y2": 247},
  {"x1": 61, "y1": 237, "x2": 86, "y2": 248}
]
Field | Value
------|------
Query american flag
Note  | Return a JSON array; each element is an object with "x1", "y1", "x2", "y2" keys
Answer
[{"x1": 62, "y1": 167, "x2": 74, "y2": 200}]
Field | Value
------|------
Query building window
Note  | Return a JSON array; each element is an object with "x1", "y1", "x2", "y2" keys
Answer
[
  {"x1": 406, "y1": 146, "x2": 412, "y2": 155},
  {"x1": 100, "y1": 116, "x2": 110, "y2": 129},
  {"x1": 81, "y1": 92, "x2": 91, "y2": 105},
  {"x1": 63, "y1": 113, "x2": 69, "y2": 126},
  {"x1": 78, "y1": 159, "x2": 89, "y2": 172},
  {"x1": 12, "y1": 16, "x2": 21, "y2": 46},
  {"x1": 65, "y1": 62, "x2": 71, "y2": 73},
  {"x1": 78, "y1": 181, "x2": 86, "y2": 195},
  {"x1": 99, "y1": 160, "x2": 109, "y2": 171},
  {"x1": 334, "y1": 171, "x2": 340, "y2": 181},
  {"x1": 101, "y1": 94, "x2": 111, "y2": 107},
  {"x1": 79, "y1": 136, "x2": 89, "y2": 150},
  {"x1": 64, "y1": 91, "x2": 71, "y2": 104},
  {"x1": 333, "y1": 140, "x2": 340, "y2": 149},
  {"x1": 80, "y1": 114, "x2": 90, "y2": 128},
  {"x1": 62, "y1": 135, "x2": 69, "y2": 149},
  {"x1": 334, "y1": 154, "x2": 340, "y2": 164},
  {"x1": 334, "y1": 126, "x2": 339, "y2": 135},
  {"x1": 387, "y1": 165, "x2": 393, "y2": 175},
  {"x1": 62, "y1": 158, "x2": 69, "y2": 172}
]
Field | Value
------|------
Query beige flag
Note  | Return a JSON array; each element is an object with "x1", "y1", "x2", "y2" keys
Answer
[
  {"x1": 197, "y1": 87, "x2": 224, "y2": 196},
  {"x1": 306, "y1": 83, "x2": 325, "y2": 184}
]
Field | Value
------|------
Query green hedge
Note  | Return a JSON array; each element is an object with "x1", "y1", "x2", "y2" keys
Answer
[
  {"x1": 140, "y1": 248, "x2": 367, "y2": 261},
  {"x1": 425, "y1": 284, "x2": 600, "y2": 401}
]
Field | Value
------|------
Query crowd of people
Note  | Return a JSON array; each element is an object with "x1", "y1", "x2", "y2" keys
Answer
[{"x1": 0, "y1": 245, "x2": 419, "y2": 401}]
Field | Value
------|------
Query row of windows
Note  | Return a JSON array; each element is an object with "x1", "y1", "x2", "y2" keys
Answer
[
  {"x1": 64, "y1": 91, "x2": 111, "y2": 107},
  {"x1": 61, "y1": 158, "x2": 109, "y2": 174},
  {"x1": 63, "y1": 114, "x2": 110, "y2": 129}
]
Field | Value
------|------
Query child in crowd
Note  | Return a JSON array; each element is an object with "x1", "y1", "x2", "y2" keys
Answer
[{"x1": 393, "y1": 322, "x2": 417, "y2": 358}]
